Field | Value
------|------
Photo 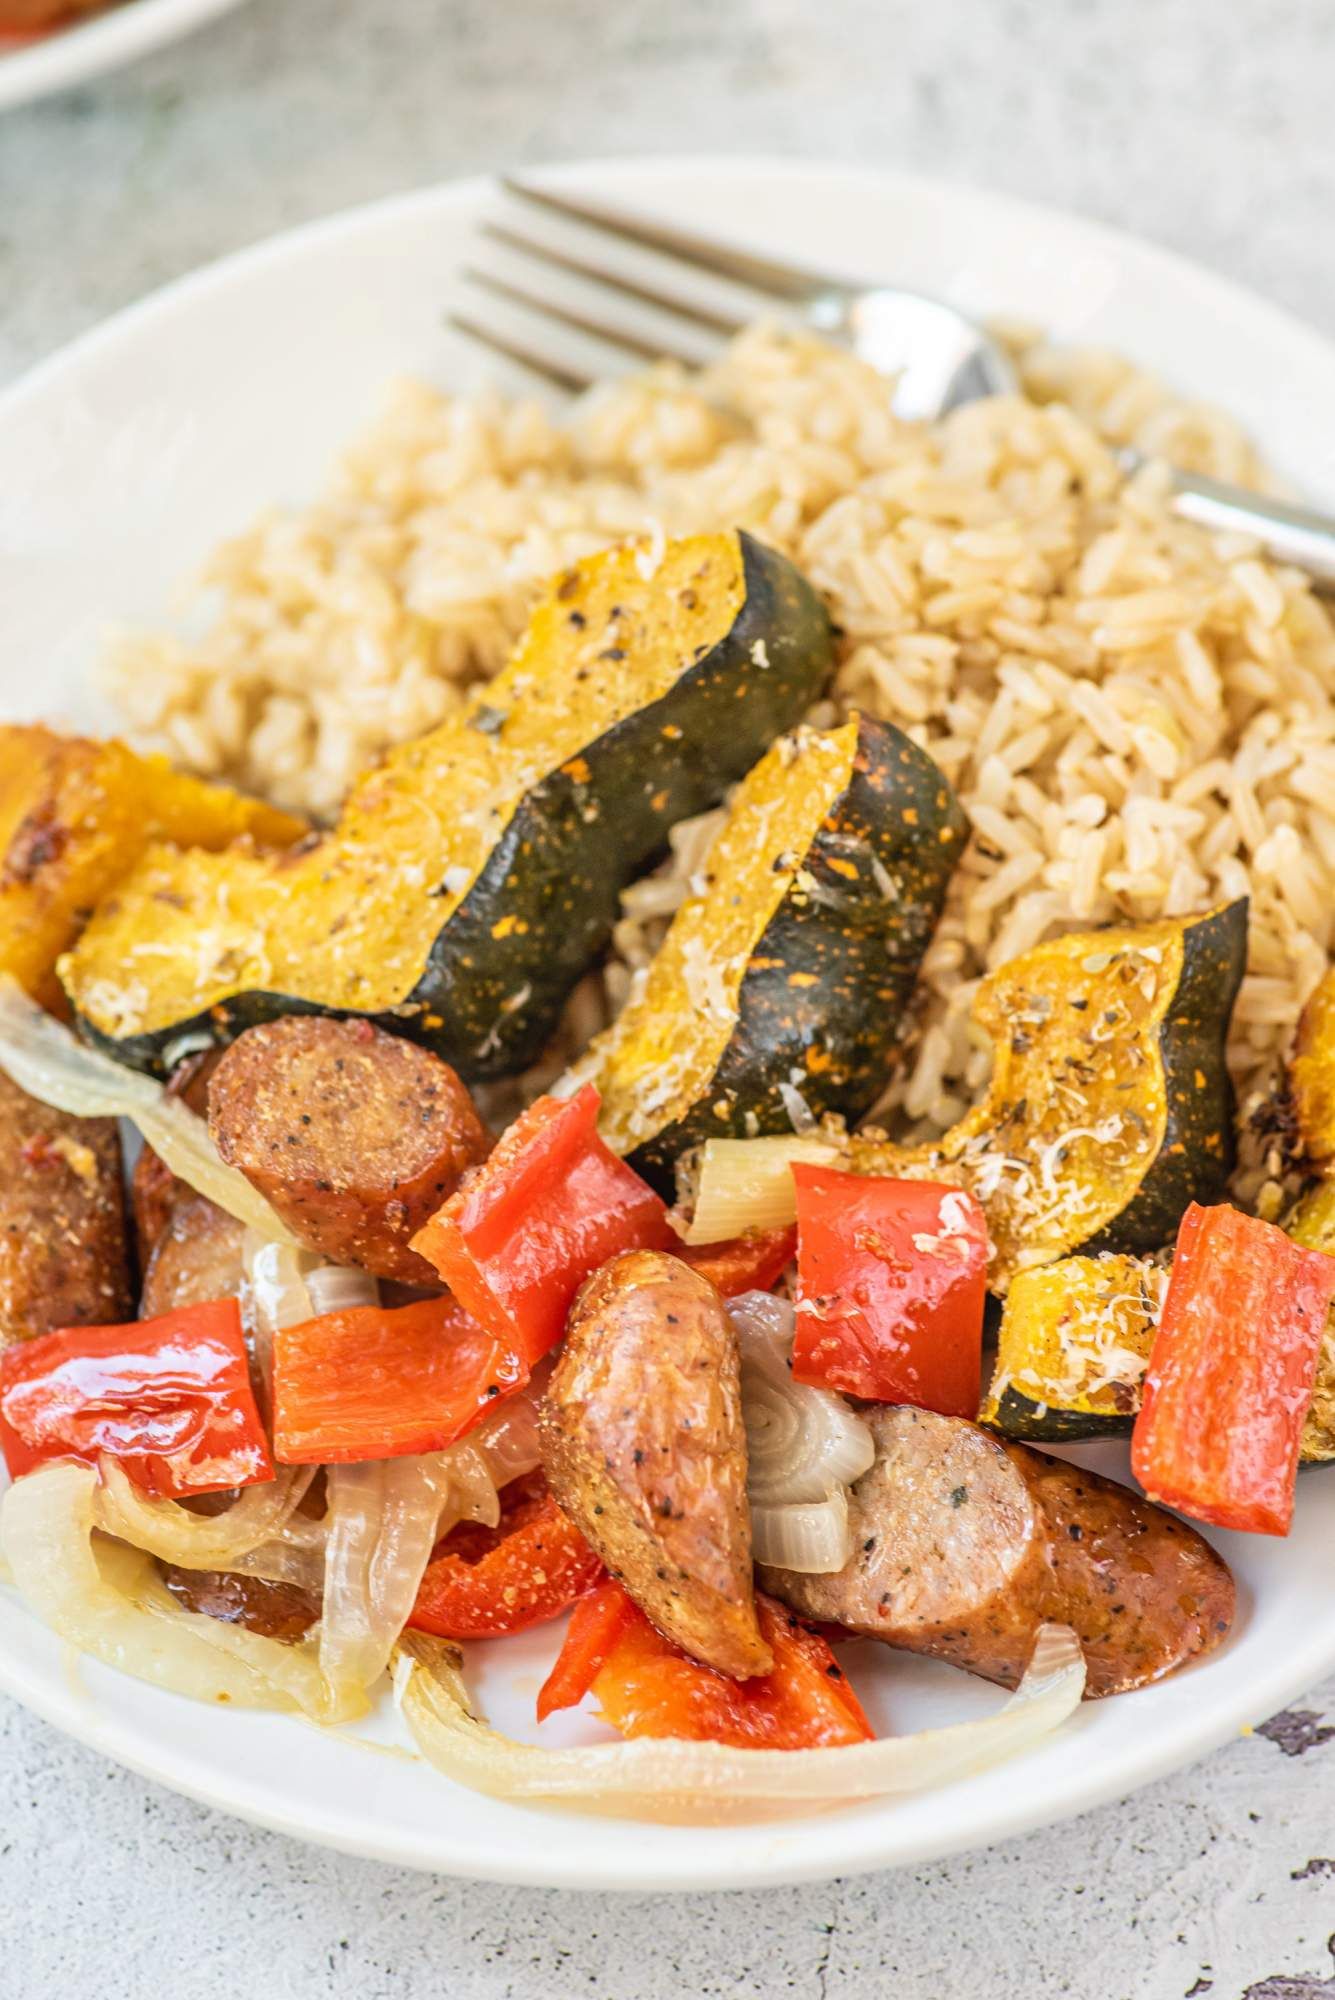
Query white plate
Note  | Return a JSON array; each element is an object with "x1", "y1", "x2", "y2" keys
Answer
[
  {"x1": 2, "y1": 157, "x2": 1334, "y2": 1892},
  {"x1": 0, "y1": 0, "x2": 248, "y2": 113}
]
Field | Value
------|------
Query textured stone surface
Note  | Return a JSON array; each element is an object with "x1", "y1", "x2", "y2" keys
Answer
[{"x1": 5, "y1": 0, "x2": 1335, "y2": 1990}]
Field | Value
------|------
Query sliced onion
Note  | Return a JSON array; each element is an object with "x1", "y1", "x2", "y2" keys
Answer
[
  {"x1": 319, "y1": 1454, "x2": 457, "y2": 1697},
  {"x1": 750, "y1": 1488, "x2": 851, "y2": 1572},
  {"x1": 244, "y1": 1235, "x2": 318, "y2": 1331},
  {"x1": 732, "y1": 1292, "x2": 874, "y2": 1505},
  {"x1": 686, "y1": 1135, "x2": 839, "y2": 1244},
  {"x1": 392, "y1": 1623, "x2": 1085, "y2": 1822},
  {"x1": 229, "y1": 1532, "x2": 327, "y2": 1595},
  {"x1": 93, "y1": 1458, "x2": 317, "y2": 1570},
  {"x1": 2, "y1": 1461, "x2": 360, "y2": 1721},
  {"x1": 0, "y1": 980, "x2": 292, "y2": 1243},
  {"x1": 470, "y1": 1392, "x2": 543, "y2": 1492},
  {"x1": 436, "y1": 1443, "x2": 503, "y2": 1533},
  {"x1": 305, "y1": 1265, "x2": 380, "y2": 1315}
]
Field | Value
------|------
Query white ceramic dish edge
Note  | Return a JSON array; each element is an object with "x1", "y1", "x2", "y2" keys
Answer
[{"x1": 0, "y1": 0, "x2": 248, "y2": 114}]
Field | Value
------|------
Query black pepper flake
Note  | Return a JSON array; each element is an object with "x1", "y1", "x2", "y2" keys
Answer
[
  {"x1": 1068, "y1": 1522, "x2": 1083, "y2": 1540},
  {"x1": 949, "y1": 1484, "x2": 968, "y2": 1507}
]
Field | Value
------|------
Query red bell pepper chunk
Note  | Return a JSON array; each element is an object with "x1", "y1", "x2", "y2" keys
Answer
[
  {"x1": 0, "y1": 1298, "x2": 272, "y2": 1499},
  {"x1": 272, "y1": 1295, "x2": 525, "y2": 1465},
  {"x1": 537, "y1": 1580, "x2": 873, "y2": 1747},
  {"x1": 677, "y1": 1225, "x2": 797, "y2": 1298},
  {"x1": 535, "y1": 1576, "x2": 637, "y2": 1722},
  {"x1": 411, "y1": 1083, "x2": 673, "y2": 1367},
  {"x1": 1131, "y1": 1202, "x2": 1335, "y2": 1536},
  {"x1": 409, "y1": 1469, "x2": 603, "y2": 1641},
  {"x1": 790, "y1": 1164, "x2": 988, "y2": 1416}
]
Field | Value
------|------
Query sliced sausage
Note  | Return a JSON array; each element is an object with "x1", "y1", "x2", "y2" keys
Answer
[
  {"x1": 758, "y1": 1406, "x2": 1234, "y2": 1698},
  {"x1": 140, "y1": 1194, "x2": 246, "y2": 1318},
  {"x1": 159, "y1": 1565, "x2": 319, "y2": 1643},
  {"x1": 0, "y1": 1067, "x2": 130, "y2": 1349},
  {"x1": 541, "y1": 1248, "x2": 772, "y2": 1679},
  {"x1": 207, "y1": 1016, "x2": 491, "y2": 1283},
  {"x1": 131, "y1": 1049, "x2": 221, "y2": 1263}
]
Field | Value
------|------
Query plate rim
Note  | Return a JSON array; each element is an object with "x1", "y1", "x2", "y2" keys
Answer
[
  {"x1": 2, "y1": 153, "x2": 1335, "y2": 1889},
  {"x1": 6, "y1": 151, "x2": 1335, "y2": 439},
  {"x1": 0, "y1": 0, "x2": 249, "y2": 114}
]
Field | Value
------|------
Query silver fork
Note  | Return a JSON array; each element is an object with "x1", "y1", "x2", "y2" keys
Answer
[{"x1": 452, "y1": 178, "x2": 1335, "y2": 592}]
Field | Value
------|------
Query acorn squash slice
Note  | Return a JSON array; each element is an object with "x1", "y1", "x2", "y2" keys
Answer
[
  {"x1": 1291, "y1": 968, "x2": 1335, "y2": 1168},
  {"x1": 846, "y1": 899, "x2": 1249, "y2": 1291},
  {"x1": 571, "y1": 713, "x2": 967, "y2": 1191},
  {"x1": 1283, "y1": 1179, "x2": 1335, "y2": 1463},
  {"x1": 0, "y1": 726, "x2": 304, "y2": 1017},
  {"x1": 982, "y1": 1222, "x2": 1335, "y2": 1462},
  {"x1": 979, "y1": 1253, "x2": 1166, "y2": 1441},
  {"x1": 61, "y1": 531, "x2": 833, "y2": 1078}
]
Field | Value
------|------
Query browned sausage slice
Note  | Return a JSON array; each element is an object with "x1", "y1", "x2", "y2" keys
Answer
[
  {"x1": 206, "y1": 1016, "x2": 491, "y2": 1283},
  {"x1": 140, "y1": 1194, "x2": 247, "y2": 1318},
  {"x1": 131, "y1": 1049, "x2": 222, "y2": 1264},
  {"x1": 541, "y1": 1248, "x2": 772, "y2": 1679},
  {"x1": 0, "y1": 1067, "x2": 130, "y2": 1349},
  {"x1": 159, "y1": 1565, "x2": 319, "y2": 1642},
  {"x1": 758, "y1": 1406, "x2": 1234, "y2": 1697}
]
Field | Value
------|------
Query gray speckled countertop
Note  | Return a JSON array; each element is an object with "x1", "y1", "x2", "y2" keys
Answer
[{"x1": 4, "y1": 2, "x2": 1335, "y2": 1992}]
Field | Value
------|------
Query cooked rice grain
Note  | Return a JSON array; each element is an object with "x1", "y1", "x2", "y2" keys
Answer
[{"x1": 102, "y1": 325, "x2": 1335, "y2": 1200}]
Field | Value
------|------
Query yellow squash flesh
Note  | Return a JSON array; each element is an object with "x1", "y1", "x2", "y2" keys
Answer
[
  {"x1": 577, "y1": 723, "x2": 858, "y2": 1155},
  {"x1": 979, "y1": 1254, "x2": 1166, "y2": 1436},
  {"x1": 61, "y1": 536, "x2": 749, "y2": 1043},
  {"x1": 1291, "y1": 968, "x2": 1335, "y2": 1166},
  {"x1": 0, "y1": 726, "x2": 304, "y2": 1014}
]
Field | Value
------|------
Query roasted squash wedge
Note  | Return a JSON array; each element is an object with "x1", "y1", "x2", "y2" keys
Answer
[
  {"x1": 1291, "y1": 969, "x2": 1335, "y2": 1167},
  {"x1": 979, "y1": 1253, "x2": 1166, "y2": 1440},
  {"x1": 0, "y1": 726, "x2": 304, "y2": 1016},
  {"x1": 572, "y1": 714, "x2": 966, "y2": 1190},
  {"x1": 848, "y1": 900, "x2": 1249, "y2": 1291},
  {"x1": 61, "y1": 532, "x2": 834, "y2": 1078},
  {"x1": 983, "y1": 1221, "x2": 1335, "y2": 1462},
  {"x1": 1283, "y1": 1179, "x2": 1335, "y2": 1462}
]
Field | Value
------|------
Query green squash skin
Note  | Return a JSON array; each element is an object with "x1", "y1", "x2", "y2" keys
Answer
[
  {"x1": 75, "y1": 533, "x2": 834, "y2": 1081},
  {"x1": 982, "y1": 1388, "x2": 1133, "y2": 1444},
  {"x1": 627, "y1": 716, "x2": 968, "y2": 1192},
  {"x1": 1079, "y1": 897, "x2": 1249, "y2": 1258}
]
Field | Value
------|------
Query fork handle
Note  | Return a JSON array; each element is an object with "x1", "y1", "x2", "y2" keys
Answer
[{"x1": 1120, "y1": 449, "x2": 1335, "y2": 593}]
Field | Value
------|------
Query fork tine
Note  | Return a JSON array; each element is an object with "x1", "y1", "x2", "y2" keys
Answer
[
  {"x1": 501, "y1": 176, "x2": 831, "y2": 304},
  {"x1": 479, "y1": 220, "x2": 744, "y2": 339},
  {"x1": 461, "y1": 266, "x2": 708, "y2": 369},
  {"x1": 445, "y1": 311, "x2": 594, "y2": 394}
]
